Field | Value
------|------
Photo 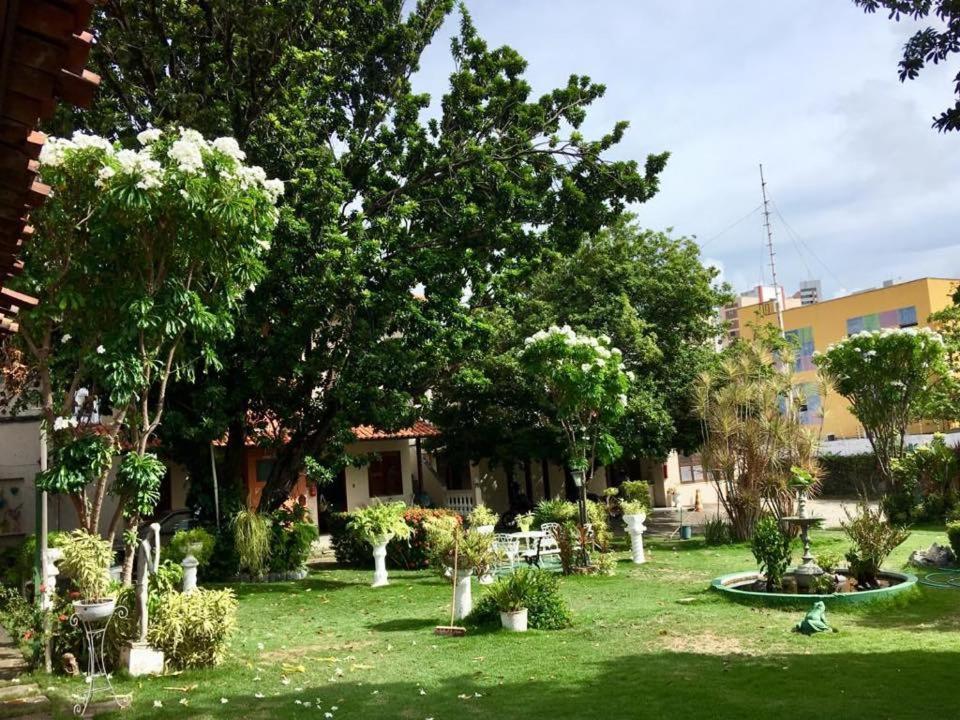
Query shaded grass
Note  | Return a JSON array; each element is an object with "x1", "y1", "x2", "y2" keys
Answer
[{"x1": 33, "y1": 527, "x2": 960, "y2": 719}]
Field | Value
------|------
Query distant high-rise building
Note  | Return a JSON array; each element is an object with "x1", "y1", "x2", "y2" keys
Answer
[{"x1": 796, "y1": 279, "x2": 821, "y2": 306}]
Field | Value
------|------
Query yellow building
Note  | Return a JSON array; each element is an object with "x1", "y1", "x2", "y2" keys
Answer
[{"x1": 734, "y1": 277, "x2": 959, "y2": 440}]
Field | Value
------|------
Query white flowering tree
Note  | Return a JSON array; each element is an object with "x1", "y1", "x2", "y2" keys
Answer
[
  {"x1": 814, "y1": 327, "x2": 952, "y2": 487},
  {"x1": 8, "y1": 128, "x2": 281, "y2": 576},
  {"x1": 521, "y1": 325, "x2": 632, "y2": 495}
]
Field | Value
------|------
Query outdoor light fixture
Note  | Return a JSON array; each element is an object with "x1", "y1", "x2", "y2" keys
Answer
[{"x1": 571, "y1": 468, "x2": 585, "y2": 488}]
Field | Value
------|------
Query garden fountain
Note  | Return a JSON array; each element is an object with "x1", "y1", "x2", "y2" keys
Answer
[{"x1": 781, "y1": 487, "x2": 825, "y2": 591}]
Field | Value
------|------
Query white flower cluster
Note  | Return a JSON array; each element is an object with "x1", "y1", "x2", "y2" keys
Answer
[
  {"x1": 113, "y1": 149, "x2": 163, "y2": 190},
  {"x1": 52, "y1": 416, "x2": 78, "y2": 431},
  {"x1": 42, "y1": 127, "x2": 284, "y2": 205},
  {"x1": 524, "y1": 325, "x2": 632, "y2": 379},
  {"x1": 39, "y1": 131, "x2": 113, "y2": 167},
  {"x1": 820, "y1": 326, "x2": 945, "y2": 358}
]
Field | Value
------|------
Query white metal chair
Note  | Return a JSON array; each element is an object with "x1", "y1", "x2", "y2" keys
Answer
[{"x1": 493, "y1": 533, "x2": 520, "y2": 570}]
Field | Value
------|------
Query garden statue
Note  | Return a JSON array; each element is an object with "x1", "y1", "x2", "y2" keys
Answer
[
  {"x1": 41, "y1": 546, "x2": 63, "y2": 611},
  {"x1": 793, "y1": 601, "x2": 834, "y2": 635},
  {"x1": 120, "y1": 523, "x2": 165, "y2": 676}
]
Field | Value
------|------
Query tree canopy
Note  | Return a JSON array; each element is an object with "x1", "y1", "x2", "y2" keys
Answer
[
  {"x1": 428, "y1": 217, "x2": 727, "y2": 477},
  {"x1": 63, "y1": 1, "x2": 669, "y2": 509},
  {"x1": 853, "y1": 0, "x2": 960, "y2": 131}
]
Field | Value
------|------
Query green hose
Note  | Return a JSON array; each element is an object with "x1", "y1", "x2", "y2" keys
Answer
[{"x1": 918, "y1": 570, "x2": 960, "y2": 589}]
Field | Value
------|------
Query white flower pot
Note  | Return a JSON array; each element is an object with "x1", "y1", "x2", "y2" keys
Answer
[
  {"x1": 623, "y1": 513, "x2": 646, "y2": 565},
  {"x1": 478, "y1": 571, "x2": 494, "y2": 585},
  {"x1": 476, "y1": 525, "x2": 495, "y2": 535},
  {"x1": 370, "y1": 533, "x2": 394, "y2": 588},
  {"x1": 73, "y1": 598, "x2": 116, "y2": 623},
  {"x1": 453, "y1": 570, "x2": 473, "y2": 620},
  {"x1": 500, "y1": 608, "x2": 528, "y2": 632}
]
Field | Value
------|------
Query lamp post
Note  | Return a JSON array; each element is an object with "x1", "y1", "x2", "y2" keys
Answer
[{"x1": 570, "y1": 468, "x2": 589, "y2": 568}]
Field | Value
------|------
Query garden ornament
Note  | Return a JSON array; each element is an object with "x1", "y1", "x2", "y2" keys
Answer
[
  {"x1": 793, "y1": 601, "x2": 834, "y2": 635},
  {"x1": 120, "y1": 523, "x2": 165, "y2": 676}
]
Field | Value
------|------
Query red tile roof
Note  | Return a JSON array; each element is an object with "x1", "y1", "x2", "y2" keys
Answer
[
  {"x1": 352, "y1": 420, "x2": 440, "y2": 441},
  {"x1": 0, "y1": 0, "x2": 100, "y2": 333}
]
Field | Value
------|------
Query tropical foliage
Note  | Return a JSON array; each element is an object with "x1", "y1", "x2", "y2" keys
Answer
[
  {"x1": 841, "y1": 501, "x2": 910, "y2": 588},
  {"x1": 59, "y1": 530, "x2": 115, "y2": 601},
  {"x1": 694, "y1": 337, "x2": 821, "y2": 540}
]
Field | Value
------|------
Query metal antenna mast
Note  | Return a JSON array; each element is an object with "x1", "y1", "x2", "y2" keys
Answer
[{"x1": 759, "y1": 163, "x2": 785, "y2": 333}]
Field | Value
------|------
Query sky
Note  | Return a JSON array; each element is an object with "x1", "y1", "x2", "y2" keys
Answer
[{"x1": 412, "y1": 1, "x2": 960, "y2": 299}]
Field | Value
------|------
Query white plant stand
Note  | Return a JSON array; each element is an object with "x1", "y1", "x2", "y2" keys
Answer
[
  {"x1": 71, "y1": 605, "x2": 130, "y2": 716},
  {"x1": 371, "y1": 534, "x2": 394, "y2": 587},
  {"x1": 623, "y1": 513, "x2": 647, "y2": 564},
  {"x1": 453, "y1": 570, "x2": 473, "y2": 620}
]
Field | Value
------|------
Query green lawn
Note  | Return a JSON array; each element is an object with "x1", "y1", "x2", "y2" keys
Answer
[{"x1": 38, "y1": 528, "x2": 960, "y2": 719}]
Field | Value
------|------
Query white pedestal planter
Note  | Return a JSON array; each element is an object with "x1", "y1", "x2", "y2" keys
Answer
[
  {"x1": 500, "y1": 608, "x2": 528, "y2": 632},
  {"x1": 476, "y1": 525, "x2": 495, "y2": 535},
  {"x1": 453, "y1": 571, "x2": 473, "y2": 620},
  {"x1": 623, "y1": 513, "x2": 647, "y2": 565},
  {"x1": 181, "y1": 555, "x2": 199, "y2": 594},
  {"x1": 371, "y1": 534, "x2": 393, "y2": 587}
]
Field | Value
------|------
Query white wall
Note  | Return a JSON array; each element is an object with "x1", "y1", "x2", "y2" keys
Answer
[{"x1": 343, "y1": 438, "x2": 419, "y2": 509}]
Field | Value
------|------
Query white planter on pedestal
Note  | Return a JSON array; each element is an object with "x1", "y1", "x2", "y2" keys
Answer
[
  {"x1": 453, "y1": 570, "x2": 473, "y2": 620},
  {"x1": 370, "y1": 533, "x2": 394, "y2": 587},
  {"x1": 623, "y1": 513, "x2": 647, "y2": 564},
  {"x1": 499, "y1": 608, "x2": 528, "y2": 632},
  {"x1": 476, "y1": 525, "x2": 495, "y2": 535}
]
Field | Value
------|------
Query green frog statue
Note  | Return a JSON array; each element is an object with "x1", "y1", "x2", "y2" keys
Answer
[{"x1": 793, "y1": 601, "x2": 835, "y2": 635}]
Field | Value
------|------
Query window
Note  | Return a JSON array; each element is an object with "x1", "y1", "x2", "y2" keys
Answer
[
  {"x1": 440, "y1": 458, "x2": 472, "y2": 491},
  {"x1": 677, "y1": 454, "x2": 704, "y2": 484},
  {"x1": 368, "y1": 451, "x2": 404, "y2": 497},
  {"x1": 847, "y1": 306, "x2": 918, "y2": 335},
  {"x1": 784, "y1": 326, "x2": 815, "y2": 371}
]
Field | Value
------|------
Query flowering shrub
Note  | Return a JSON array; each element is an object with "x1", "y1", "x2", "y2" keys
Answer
[
  {"x1": 521, "y1": 325, "x2": 632, "y2": 477},
  {"x1": 387, "y1": 508, "x2": 462, "y2": 569},
  {"x1": 268, "y1": 504, "x2": 319, "y2": 573},
  {"x1": 21, "y1": 127, "x2": 282, "y2": 542},
  {"x1": 814, "y1": 327, "x2": 951, "y2": 487}
]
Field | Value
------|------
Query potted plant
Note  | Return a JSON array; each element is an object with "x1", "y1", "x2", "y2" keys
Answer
[
  {"x1": 621, "y1": 499, "x2": 648, "y2": 564},
  {"x1": 347, "y1": 502, "x2": 412, "y2": 587},
  {"x1": 467, "y1": 505, "x2": 499, "y2": 534},
  {"x1": 59, "y1": 530, "x2": 116, "y2": 622},
  {"x1": 424, "y1": 516, "x2": 496, "y2": 618},
  {"x1": 514, "y1": 512, "x2": 534, "y2": 533},
  {"x1": 486, "y1": 569, "x2": 537, "y2": 632},
  {"x1": 789, "y1": 466, "x2": 816, "y2": 519}
]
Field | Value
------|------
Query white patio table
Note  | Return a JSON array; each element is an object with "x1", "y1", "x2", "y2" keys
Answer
[{"x1": 509, "y1": 530, "x2": 545, "y2": 553}]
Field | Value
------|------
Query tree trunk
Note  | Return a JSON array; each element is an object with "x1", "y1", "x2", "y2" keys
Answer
[
  {"x1": 121, "y1": 517, "x2": 140, "y2": 585},
  {"x1": 258, "y1": 408, "x2": 339, "y2": 512}
]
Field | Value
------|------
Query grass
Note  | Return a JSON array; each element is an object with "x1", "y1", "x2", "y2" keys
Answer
[{"x1": 33, "y1": 527, "x2": 960, "y2": 719}]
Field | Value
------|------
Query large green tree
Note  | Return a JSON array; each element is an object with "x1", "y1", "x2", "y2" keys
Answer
[
  {"x1": 68, "y1": 1, "x2": 667, "y2": 509},
  {"x1": 429, "y1": 218, "x2": 726, "y2": 475},
  {"x1": 853, "y1": 0, "x2": 960, "y2": 132}
]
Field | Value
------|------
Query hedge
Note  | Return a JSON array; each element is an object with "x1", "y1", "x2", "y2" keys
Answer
[
  {"x1": 329, "y1": 507, "x2": 462, "y2": 569},
  {"x1": 817, "y1": 453, "x2": 884, "y2": 498}
]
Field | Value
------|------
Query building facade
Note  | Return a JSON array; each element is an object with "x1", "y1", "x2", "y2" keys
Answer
[{"x1": 733, "y1": 277, "x2": 959, "y2": 440}]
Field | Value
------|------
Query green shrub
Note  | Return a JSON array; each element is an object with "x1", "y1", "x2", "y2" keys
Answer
[
  {"x1": 881, "y1": 490, "x2": 922, "y2": 526},
  {"x1": 751, "y1": 516, "x2": 791, "y2": 592},
  {"x1": 269, "y1": 520, "x2": 319, "y2": 573},
  {"x1": 423, "y1": 516, "x2": 496, "y2": 575},
  {"x1": 165, "y1": 527, "x2": 216, "y2": 567},
  {"x1": 586, "y1": 500, "x2": 611, "y2": 546},
  {"x1": 703, "y1": 516, "x2": 732, "y2": 546},
  {"x1": 842, "y1": 501, "x2": 910, "y2": 588},
  {"x1": 0, "y1": 532, "x2": 69, "y2": 592},
  {"x1": 620, "y1": 500, "x2": 648, "y2": 516},
  {"x1": 468, "y1": 568, "x2": 572, "y2": 629},
  {"x1": 946, "y1": 521, "x2": 960, "y2": 559},
  {"x1": 619, "y1": 480, "x2": 650, "y2": 504},
  {"x1": 0, "y1": 586, "x2": 41, "y2": 667},
  {"x1": 533, "y1": 499, "x2": 577, "y2": 528},
  {"x1": 148, "y1": 587, "x2": 238, "y2": 668},
  {"x1": 233, "y1": 509, "x2": 271, "y2": 578},
  {"x1": 814, "y1": 549, "x2": 844, "y2": 573},
  {"x1": 328, "y1": 511, "x2": 370, "y2": 567},
  {"x1": 59, "y1": 530, "x2": 115, "y2": 601},
  {"x1": 204, "y1": 525, "x2": 240, "y2": 581}
]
